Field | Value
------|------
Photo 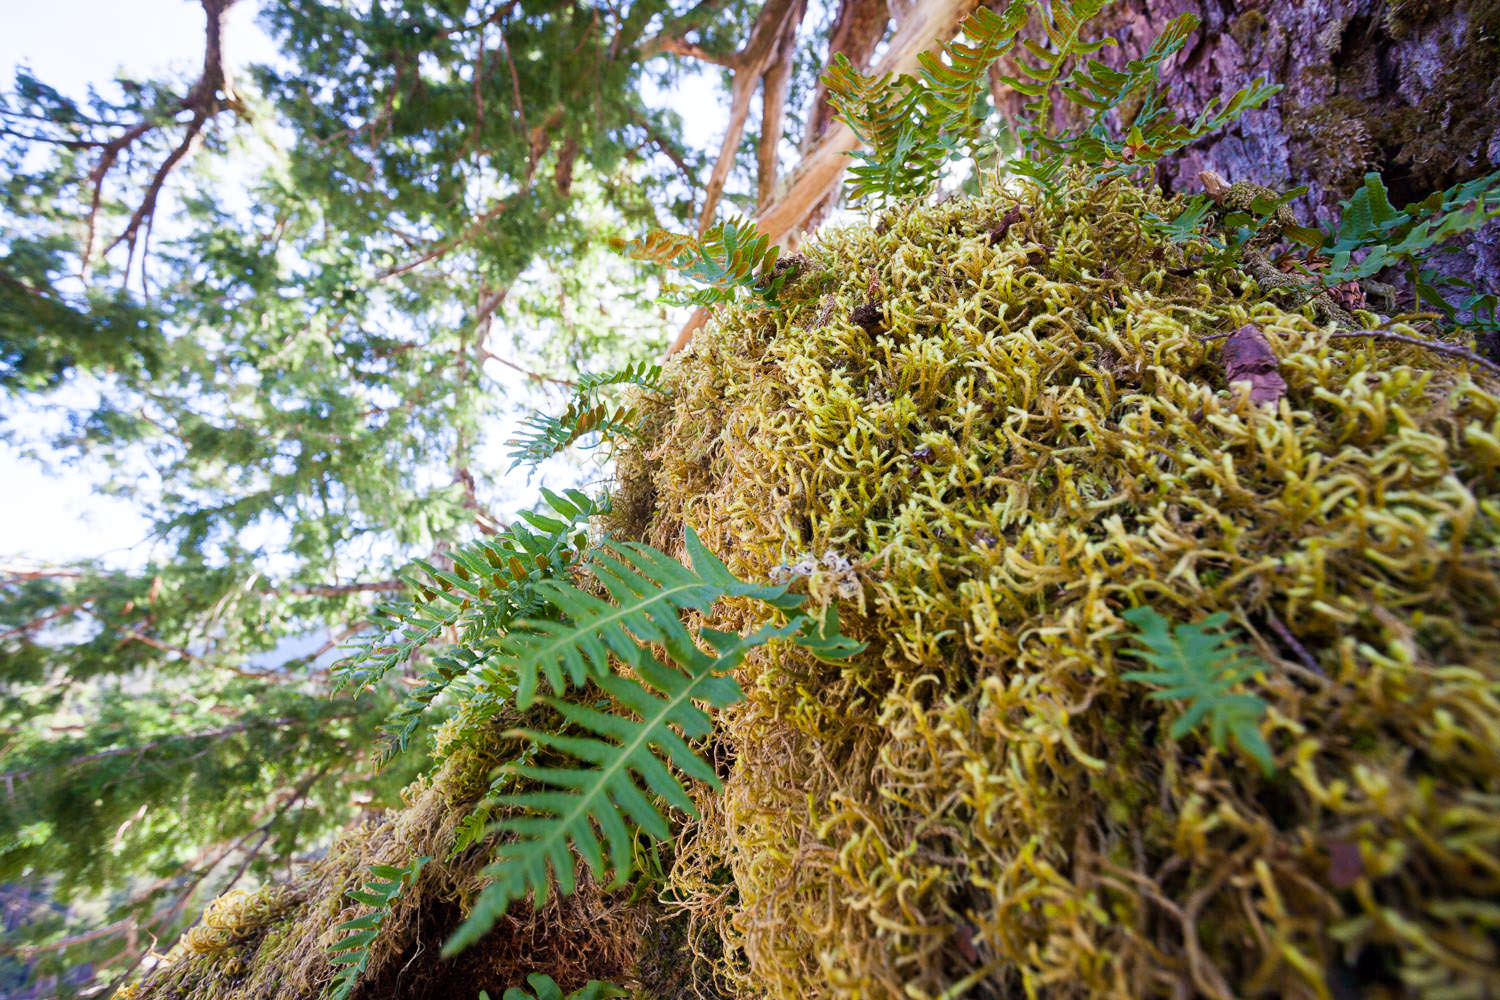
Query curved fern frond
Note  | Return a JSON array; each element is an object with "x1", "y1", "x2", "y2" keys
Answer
[
  {"x1": 824, "y1": 56, "x2": 937, "y2": 204},
  {"x1": 326, "y1": 855, "x2": 431, "y2": 1000},
  {"x1": 916, "y1": 3, "x2": 1029, "y2": 131},
  {"x1": 1057, "y1": 12, "x2": 1196, "y2": 114},
  {"x1": 508, "y1": 361, "x2": 663, "y2": 472},
  {"x1": 994, "y1": 0, "x2": 1111, "y2": 127},
  {"x1": 447, "y1": 614, "x2": 822, "y2": 955},
  {"x1": 480, "y1": 527, "x2": 805, "y2": 710},
  {"x1": 619, "y1": 217, "x2": 783, "y2": 307}
]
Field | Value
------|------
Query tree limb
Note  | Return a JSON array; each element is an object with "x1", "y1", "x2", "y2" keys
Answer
[
  {"x1": 90, "y1": 0, "x2": 249, "y2": 276},
  {"x1": 696, "y1": 0, "x2": 803, "y2": 234},
  {"x1": 756, "y1": 0, "x2": 805, "y2": 210}
]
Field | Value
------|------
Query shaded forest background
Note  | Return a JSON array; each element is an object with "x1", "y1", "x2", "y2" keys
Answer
[{"x1": 2, "y1": 0, "x2": 1496, "y2": 995}]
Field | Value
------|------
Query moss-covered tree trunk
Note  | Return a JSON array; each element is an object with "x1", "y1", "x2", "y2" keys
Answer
[{"x1": 996, "y1": 0, "x2": 1500, "y2": 299}]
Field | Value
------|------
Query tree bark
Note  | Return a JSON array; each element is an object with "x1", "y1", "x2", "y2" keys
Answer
[
  {"x1": 1043, "y1": 0, "x2": 1500, "y2": 297},
  {"x1": 667, "y1": 0, "x2": 981, "y2": 356}
]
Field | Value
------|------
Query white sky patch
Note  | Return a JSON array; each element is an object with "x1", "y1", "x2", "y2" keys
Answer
[{"x1": 1, "y1": 1, "x2": 279, "y2": 568}]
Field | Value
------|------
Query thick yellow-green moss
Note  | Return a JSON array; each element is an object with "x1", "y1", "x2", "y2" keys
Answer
[
  {"x1": 622, "y1": 176, "x2": 1500, "y2": 999},
  {"x1": 120, "y1": 741, "x2": 651, "y2": 1000}
]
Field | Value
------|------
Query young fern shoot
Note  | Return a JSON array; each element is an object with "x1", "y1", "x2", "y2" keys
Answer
[
  {"x1": 1119, "y1": 607, "x2": 1275, "y2": 776},
  {"x1": 326, "y1": 856, "x2": 432, "y2": 1000}
]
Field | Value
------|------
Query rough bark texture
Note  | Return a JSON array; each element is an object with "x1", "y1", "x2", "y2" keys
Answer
[{"x1": 1052, "y1": 0, "x2": 1500, "y2": 293}]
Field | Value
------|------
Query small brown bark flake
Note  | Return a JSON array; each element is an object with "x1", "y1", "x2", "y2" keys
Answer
[{"x1": 1221, "y1": 324, "x2": 1286, "y2": 406}]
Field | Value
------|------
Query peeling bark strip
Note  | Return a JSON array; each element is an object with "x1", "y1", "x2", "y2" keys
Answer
[
  {"x1": 1221, "y1": 324, "x2": 1286, "y2": 406},
  {"x1": 667, "y1": 0, "x2": 980, "y2": 357},
  {"x1": 695, "y1": 0, "x2": 806, "y2": 233}
]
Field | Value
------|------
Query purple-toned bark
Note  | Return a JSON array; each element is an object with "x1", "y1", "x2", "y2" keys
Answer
[{"x1": 1005, "y1": 0, "x2": 1500, "y2": 294}]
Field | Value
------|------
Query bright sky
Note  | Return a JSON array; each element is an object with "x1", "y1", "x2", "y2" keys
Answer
[
  {"x1": 0, "y1": 0, "x2": 277, "y2": 94},
  {"x1": 0, "y1": 1, "x2": 728, "y2": 570},
  {"x1": 0, "y1": 1, "x2": 279, "y2": 567}
]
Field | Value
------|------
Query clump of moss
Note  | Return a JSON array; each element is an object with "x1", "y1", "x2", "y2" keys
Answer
[
  {"x1": 120, "y1": 739, "x2": 652, "y2": 1000},
  {"x1": 628, "y1": 173, "x2": 1500, "y2": 999}
]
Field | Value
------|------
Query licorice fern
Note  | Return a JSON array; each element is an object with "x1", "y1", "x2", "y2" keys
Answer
[
  {"x1": 480, "y1": 528, "x2": 808, "y2": 710},
  {"x1": 442, "y1": 528, "x2": 862, "y2": 954},
  {"x1": 479, "y1": 975, "x2": 625, "y2": 1000},
  {"x1": 826, "y1": 2, "x2": 1028, "y2": 204},
  {"x1": 1004, "y1": 5, "x2": 1277, "y2": 194},
  {"x1": 508, "y1": 361, "x2": 663, "y2": 472},
  {"x1": 824, "y1": 1, "x2": 1277, "y2": 204},
  {"x1": 1119, "y1": 607, "x2": 1274, "y2": 775},
  {"x1": 332, "y1": 488, "x2": 599, "y2": 758},
  {"x1": 326, "y1": 855, "x2": 431, "y2": 1000},
  {"x1": 1304, "y1": 171, "x2": 1500, "y2": 324},
  {"x1": 618, "y1": 217, "x2": 785, "y2": 308}
]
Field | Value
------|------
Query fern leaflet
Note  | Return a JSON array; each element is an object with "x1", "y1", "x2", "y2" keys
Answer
[
  {"x1": 332, "y1": 489, "x2": 599, "y2": 760},
  {"x1": 479, "y1": 526, "x2": 806, "y2": 710},
  {"x1": 618, "y1": 217, "x2": 784, "y2": 308},
  {"x1": 1315, "y1": 171, "x2": 1500, "y2": 322},
  {"x1": 1119, "y1": 607, "x2": 1274, "y2": 775},
  {"x1": 326, "y1": 855, "x2": 431, "y2": 1000},
  {"x1": 479, "y1": 974, "x2": 626, "y2": 1000},
  {"x1": 507, "y1": 361, "x2": 662, "y2": 472},
  {"x1": 447, "y1": 607, "x2": 853, "y2": 954}
]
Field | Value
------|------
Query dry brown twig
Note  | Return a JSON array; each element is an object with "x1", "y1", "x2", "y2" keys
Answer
[{"x1": 84, "y1": 0, "x2": 251, "y2": 280}]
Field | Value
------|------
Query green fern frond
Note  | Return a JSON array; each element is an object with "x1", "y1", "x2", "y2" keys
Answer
[
  {"x1": 448, "y1": 607, "x2": 848, "y2": 955},
  {"x1": 1319, "y1": 170, "x2": 1500, "y2": 317},
  {"x1": 508, "y1": 402, "x2": 640, "y2": 471},
  {"x1": 479, "y1": 526, "x2": 805, "y2": 710},
  {"x1": 824, "y1": 2, "x2": 1027, "y2": 205},
  {"x1": 1119, "y1": 607, "x2": 1274, "y2": 775},
  {"x1": 994, "y1": 0, "x2": 1110, "y2": 130},
  {"x1": 574, "y1": 359, "x2": 662, "y2": 395},
  {"x1": 332, "y1": 489, "x2": 599, "y2": 761},
  {"x1": 917, "y1": 4, "x2": 1029, "y2": 123},
  {"x1": 508, "y1": 362, "x2": 663, "y2": 472},
  {"x1": 479, "y1": 974, "x2": 626, "y2": 1000},
  {"x1": 1011, "y1": 6, "x2": 1278, "y2": 189},
  {"x1": 326, "y1": 855, "x2": 431, "y2": 1000},
  {"x1": 619, "y1": 217, "x2": 783, "y2": 307},
  {"x1": 443, "y1": 527, "x2": 863, "y2": 954}
]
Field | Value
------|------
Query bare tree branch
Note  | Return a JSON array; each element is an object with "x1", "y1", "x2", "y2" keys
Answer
[
  {"x1": 88, "y1": 0, "x2": 250, "y2": 277},
  {"x1": 756, "y1": 0, "x2": 805, "y2": 210}
]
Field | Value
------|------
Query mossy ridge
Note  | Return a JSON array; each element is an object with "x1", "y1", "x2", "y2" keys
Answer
[
  {"x1": 636, "y1": 173, "x2": 1500, "y2": 999},
  {"x1": 116, "y1": 738, "x2": 653, "y2": 1000}
]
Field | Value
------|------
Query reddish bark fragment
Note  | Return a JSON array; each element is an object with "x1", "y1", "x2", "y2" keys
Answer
[
  {"x1": 988, "y1": 206, "x2": 1023, "y2": 245},
  {"x1": 1328, "y1": 840, "x2": 1365, "y2": 888},
  {"x1": 1222, "y1": 324, "x2": 1287, "y2": 406},
  {"x1": 850, "y1": 301, "x2": 883, "y2": 332}
]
